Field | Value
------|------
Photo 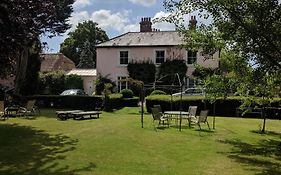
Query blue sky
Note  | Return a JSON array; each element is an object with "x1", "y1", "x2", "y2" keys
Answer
[{"x1": 41, "y1": 0, "x2": 197, "y2": 53}]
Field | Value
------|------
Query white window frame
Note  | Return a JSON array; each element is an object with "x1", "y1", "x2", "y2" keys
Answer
[
  {"x1": 154, "y1": 50, "x2": 166, "y2": 65},
  {"x1": 187, "y1": 50, "x2": 197, "y2": 65},
  {"x1": 119, "y1": 50, "x2": 129, "y2": 66},
  {"x1": 117, "y1": 76, "x2": 129, "y2": 92},
  {"x1": 186, "y1": 77, "x2": 196, "y2": 88}
]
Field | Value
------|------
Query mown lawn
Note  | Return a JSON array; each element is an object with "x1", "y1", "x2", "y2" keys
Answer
[{"x1": 0, "y1": 107, "x2": 280, "y2": 175}]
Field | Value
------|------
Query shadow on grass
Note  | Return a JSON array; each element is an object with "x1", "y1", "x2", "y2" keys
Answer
[
  {"x1": 218, "y1": 138, "x2": 281, "y2": 175},
  {"x1": 250, "y1": 130, "x2": 281, "y2": 137},
  {"x1": 0, "y1": 124, "x2": 96, "y2": 175}
]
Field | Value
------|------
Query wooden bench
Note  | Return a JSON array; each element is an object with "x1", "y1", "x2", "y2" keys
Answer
[
  {"x1": 56, "y1": 110, "x2": 84, "y2": 120},
  {"x1": 72, "y1": 111, "x2": 102, "y2": 120}
]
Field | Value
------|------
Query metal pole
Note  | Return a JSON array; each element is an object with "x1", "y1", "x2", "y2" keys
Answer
[
  {"x1": 141, "y1": 85, "x2": 144, "y2": 128},
  {"x1": 179, "y1": 84, "x2": 183, "y2": 131}
]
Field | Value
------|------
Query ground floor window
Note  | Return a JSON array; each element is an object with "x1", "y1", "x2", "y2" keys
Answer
[
  {"x1": 117, "y1": 76, "x2": 129, "y2": 92},
  {"x1": 186, "y1": 78, "x2": 195, "y2": 88}
]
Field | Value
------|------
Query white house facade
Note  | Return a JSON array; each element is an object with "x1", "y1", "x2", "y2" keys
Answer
[{"x1": 96, "y1": 17, "x2": 219, "y2": 92}]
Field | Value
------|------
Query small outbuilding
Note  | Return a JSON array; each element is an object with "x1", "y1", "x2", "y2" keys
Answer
[{"x1": 67, "y1": 69, "x2": 96, "y2": 95}]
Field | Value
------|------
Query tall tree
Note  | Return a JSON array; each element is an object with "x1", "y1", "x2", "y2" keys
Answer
[
  {"x1": 163, "y1": 0, "x2": 281, "y2": 132},
  {"x1": 0, "y1": 0, "x2": 74, "y2": 94},
  {"x1": 77, "y1": 40, "x2": 94, "y2": 68},
  {"x1": 60, "y1": 21, "x2": 109, "y2": 67},
  {"x1": 164, "y1": 0, "x2": 281, "y2": 71}
]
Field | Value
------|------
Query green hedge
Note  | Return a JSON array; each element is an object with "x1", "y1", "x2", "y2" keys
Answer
[
  {"x1": 27, "y1": 95, "x2": 103, "y2": 110},
  {"x1": 104, "y1": 94, "x2": 139, "y2": 111},
  {"x1": 146, "y1": 95, "x2": 281, "y2": 118}
]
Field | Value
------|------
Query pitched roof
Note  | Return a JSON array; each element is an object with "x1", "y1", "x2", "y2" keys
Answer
[
  {"x1": 40, "y1": 53, "x2": 75, "y2": 72},
  {"x1": 67, "y1": 69, "x2": 96, "y2": 77},
  {"x1": 96, "y1": 31, "x2": 184, "y2": 47}
]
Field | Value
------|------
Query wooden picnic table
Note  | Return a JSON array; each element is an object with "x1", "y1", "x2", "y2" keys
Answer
[
  {"x1": 56, "y1": 110, "x2": 84, "y2": 120},
  {"x1": 72, "y1": 111, "x2": 102, "y2": 120}
]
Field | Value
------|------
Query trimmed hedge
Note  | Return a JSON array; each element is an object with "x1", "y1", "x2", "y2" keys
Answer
[
  {"x1": 27, "y1": 94, "x2": 140, "y2": 111},
  {"x1": 145, "y1": 95, "x2": 281, "y2": 118},
  {"x1": 104, "y1": 94, "x2": 139, "y2": 111},
  {"x1": 150, "y1": 90, "x2": 167, "y2": 96},
  {"x1": 120, "y1": 89, "x2": 134, "y2": 98},
  {"x1": 27, "y1": 95, "x2": 103, "y2": 110}
]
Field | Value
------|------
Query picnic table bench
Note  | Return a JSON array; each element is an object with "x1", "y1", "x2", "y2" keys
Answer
[
  {"x1": 72, "y1": 111, "x2": 102, "y2": 120},
  {"x1": 56, "y1": 110, "x2": 101, "y2": 120},
  {"x1": 56, "y1": 110, "x2": 84, "y2": 120}
]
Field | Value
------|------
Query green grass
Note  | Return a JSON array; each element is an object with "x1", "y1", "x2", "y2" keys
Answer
[{"x1": 0, "y1": 107, "x2": 280, "y2": 175}]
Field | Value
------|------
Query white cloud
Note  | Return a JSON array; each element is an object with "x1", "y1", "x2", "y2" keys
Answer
[
  {"x1": 90, "y1": 10, "x2": 130, "y2": 32},
  {"x1": 69, "y1": 11, "x2": 90, "y2": 31},
  {"x1": 152, "y1": 11, "x2": 175, "y2": 31},
  {"x1": 128, "y1": 0, "x2": 157, "y2": 7},
  {"x1": 68, "y1": 9, "x2": 139, "y2": 34},
  {"x1": 73, "y1": 0, "x2": 92, "y2": 9}
]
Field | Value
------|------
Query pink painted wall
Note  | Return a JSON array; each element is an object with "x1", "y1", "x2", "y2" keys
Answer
[{"x1": 97, "y1": 46, "x2": 219, "y2": 82}]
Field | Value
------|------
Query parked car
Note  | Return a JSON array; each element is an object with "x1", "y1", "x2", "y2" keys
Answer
[
  {"x1": 172, "y1": 88, "x2": 205, "y2": 96},
  {"x1": 60, "y1": 89, "x2": 86, "y2": 96}
]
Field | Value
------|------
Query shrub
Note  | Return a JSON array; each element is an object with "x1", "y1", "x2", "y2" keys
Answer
[
  {"x1": 150, "y1": 90, "x2": 167, "y2": 96},
  {"x1": 127, "y1": 60, "x2": 156, "y2": 84},
  {"x1": 121, "y1": 89, "x2": 134, "y2": 98},
  {"x1": 103, "y1": 93, "x2": 138, "y2": 111},
  {"x1": 158, "y1": 59, "x2": 187, "y2": 85},
  {"x1": 27, "y1": 95, "x2": 103, "y2": 110},
  {"x1": 128, "y1": 78, "x2": 143, "y2": 96},
  {"x1": 65, "y1": 74, "x2": 83, "y2": 89},
  {"x1": 95, "y1": 74, "x2": 115, "y2": 95},
  {"x1": 38, "y1": 72, "x2": 83, "y2": 95},
  {"x1": 38, "y1": 71, "x2": 66, "y2": 95}
]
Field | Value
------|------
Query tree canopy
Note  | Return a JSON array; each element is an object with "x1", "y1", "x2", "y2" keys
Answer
[
  {"x1": 77, "y1": 40, "x2": 94, "y2": 68},
  {"x1": 0, "y1": 0, "x2": 74, "y2": 93},
  {"x1": 164, "y1": 0, "x2": 281, "y2": 71},
  {"x1": 163, "y1": 0, "x2": 281, "y2": 132},
  {"x1": 60, "y1": 20, "x2": 109, "y2": 67}
]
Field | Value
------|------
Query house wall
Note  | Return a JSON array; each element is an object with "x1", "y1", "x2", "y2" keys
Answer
[
  {"x1": 82, "y1": 76, "x2": 96, "y2": 95},
  {"x1": 97, "y1": 46, "x2": 219, "y2": 83}
]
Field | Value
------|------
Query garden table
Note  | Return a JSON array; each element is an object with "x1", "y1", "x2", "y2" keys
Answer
[{"x1": 164, "y1": 111, "x2": 189, "y2": 126}]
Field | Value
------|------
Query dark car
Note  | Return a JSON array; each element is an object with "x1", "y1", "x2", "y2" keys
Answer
[{"x1": 60, "y1": 89, "x2": 86, "y2": 96}]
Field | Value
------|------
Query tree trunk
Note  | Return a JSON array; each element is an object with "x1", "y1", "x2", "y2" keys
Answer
[
  {"x1": 261, "y1": 107, "x2": 266, "y2": 133},
  {"x1": 213, "y1": 101, "x2": 216, "y2": 129},
  {"x1": 14, "y1": 45, "x2": 29, "y2": 95}
]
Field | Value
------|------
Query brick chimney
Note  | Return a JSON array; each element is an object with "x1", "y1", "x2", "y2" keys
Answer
[
  {"x1": 189, "y1": 16, "x2": 197, "y2": 29},
  {"x1": 140, "y1": 17, "x2": 152, "y2": 32}
]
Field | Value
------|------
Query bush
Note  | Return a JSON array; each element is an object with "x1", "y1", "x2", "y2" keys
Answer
[
  {"x1": 38, "y1": 72, "x2": 83, "y2": 95},
  {"x1": 150, "y1": 90, "x2": 167, "y2": 96},
  {"x1": 95, "y1": 74, "x2": 115, "y2": 95},
  {"x1": 128, "y1": 78, "x2": 143, "y2": 96},
  {"x1": 121, "y1": 89, "x2": 134, "y2": 98},
  {"x1": 127, "y1": 60, "x2": 156, "y2": 84},
  {"x1": 27, "y1": 95, "x2": 103, "y2": 110},
  {"x1": 158, "y1": 59, "x2": 187, "y2": 85},
  {"x1": 65, "y1": 74, "x2": 83, "y2": 89},
  {"x1": 103, "y1": 93, "x2": 138, "y2": 111}
]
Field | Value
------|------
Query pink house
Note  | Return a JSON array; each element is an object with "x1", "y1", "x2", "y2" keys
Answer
[{"x1": 96, "y1": 17, "x2": 219, "y2": 92}]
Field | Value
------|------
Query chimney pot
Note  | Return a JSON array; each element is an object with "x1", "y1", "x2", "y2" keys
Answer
[
  {"x1": 189, "y1": 15, "x2": 197, "y2": 30},
  {"x1": 140, "y1": 17, "x2": 152, "y2": 32}
]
